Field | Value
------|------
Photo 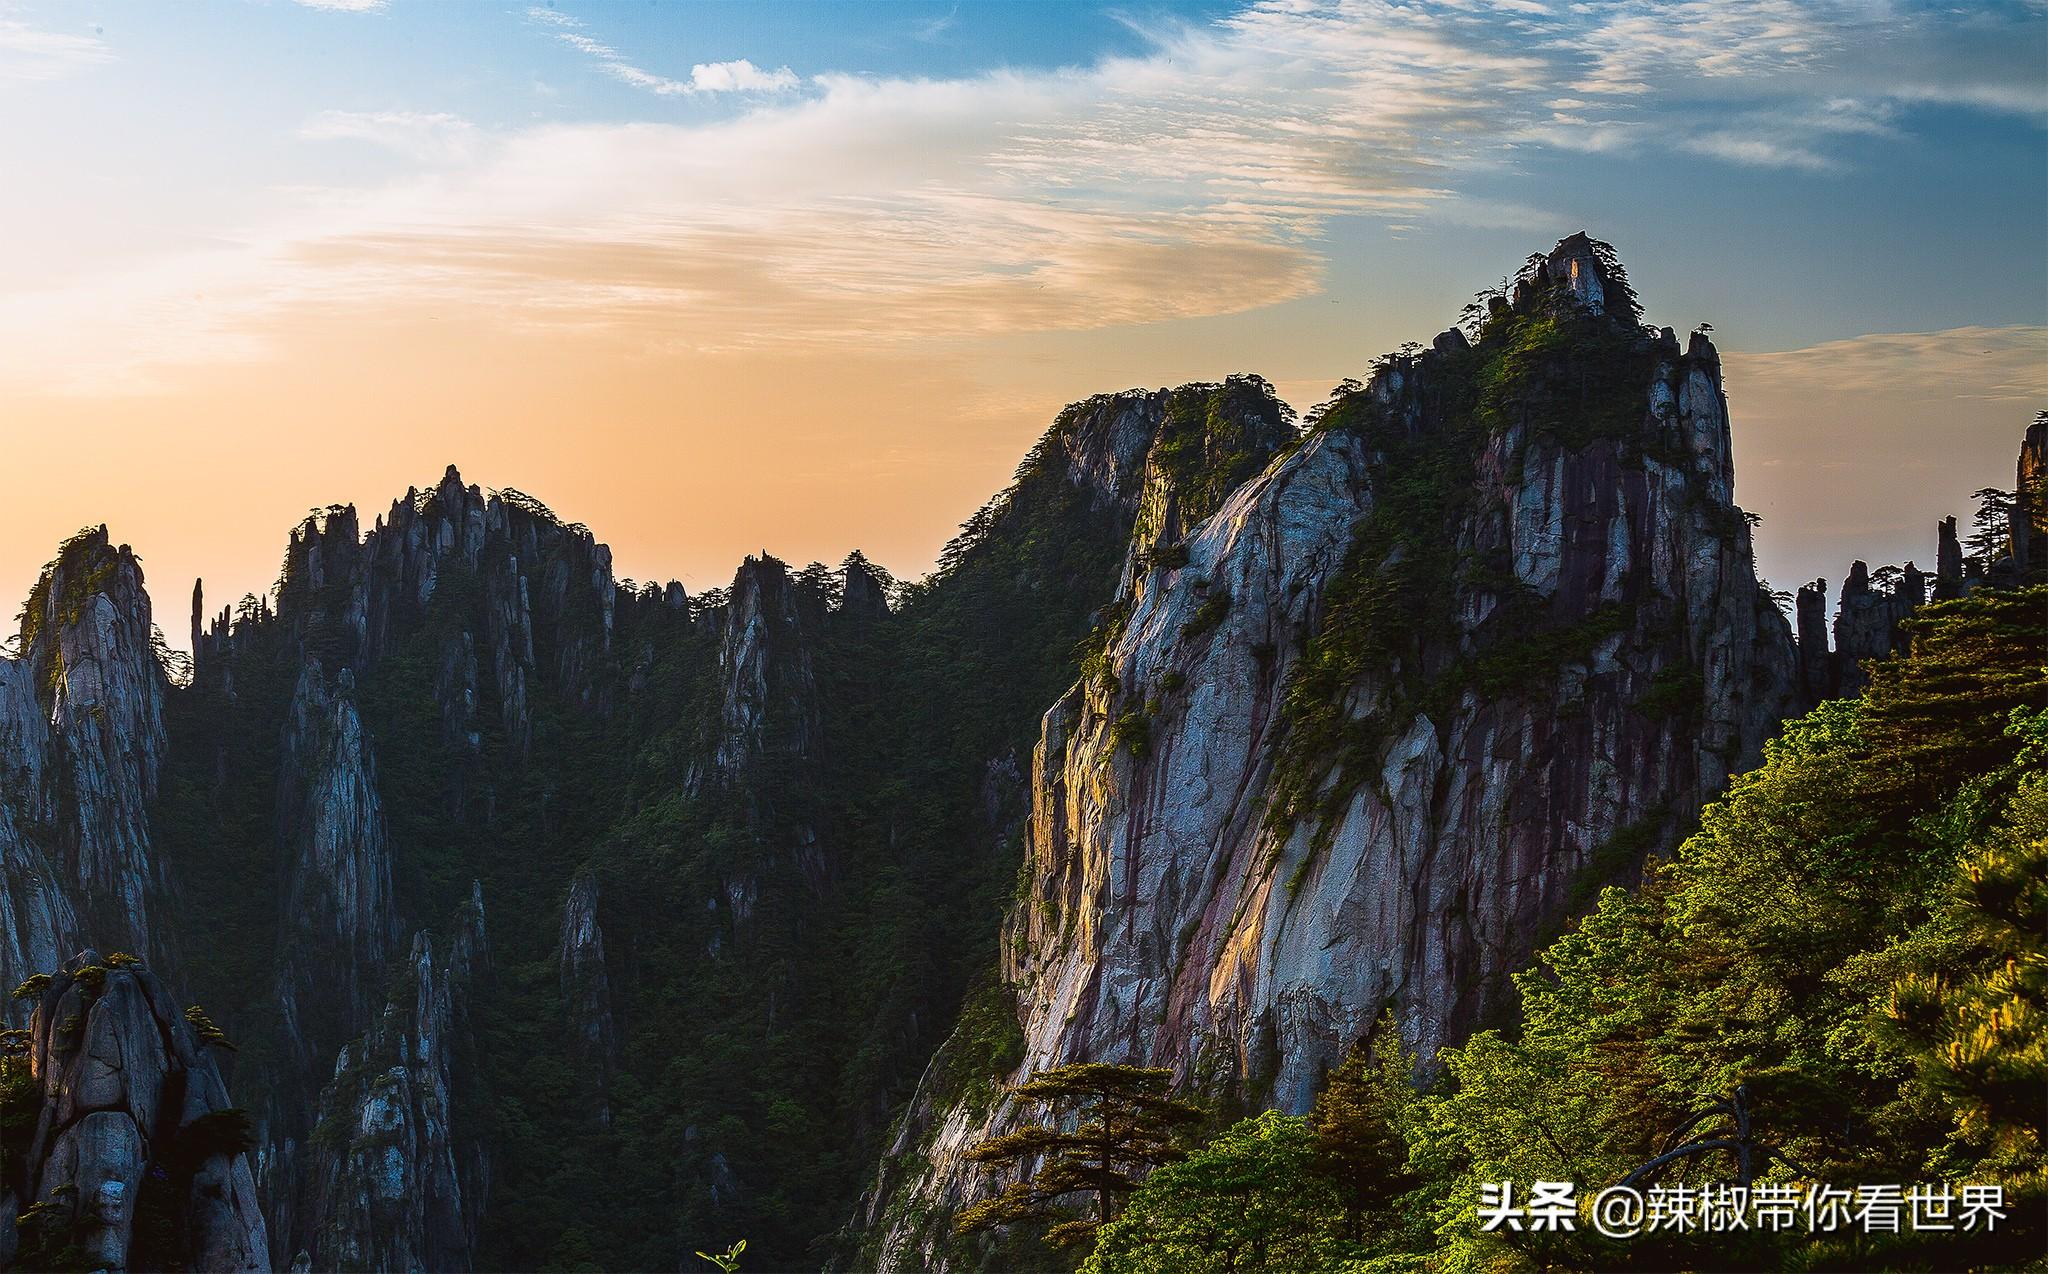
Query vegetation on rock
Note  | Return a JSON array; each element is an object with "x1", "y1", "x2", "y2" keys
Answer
[{"x1": 1083, "y1": 585, "x2": 2046, "y2": 1272}]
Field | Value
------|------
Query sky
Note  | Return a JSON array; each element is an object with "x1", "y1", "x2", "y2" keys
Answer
[{"x1": 0, "y1": 0, "x2": 2042, "y2": 649}]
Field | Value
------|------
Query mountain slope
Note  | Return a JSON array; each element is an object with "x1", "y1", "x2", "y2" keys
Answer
[{"x1": 862, "y1": 234, "x2": 1809, "y2": 1266}]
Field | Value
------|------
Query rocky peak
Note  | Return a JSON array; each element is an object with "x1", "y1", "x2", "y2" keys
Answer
[
  {"x1": 2009, "y1": 413, "x2": 2046, "y2": 574},
  {"x1": 1935, "y1": 516, "x2": 1966, "y2": 599},
  {"x1": 838, "y1": 552, "x2": 892, "y2": 622},
  {"x1": 5, "y1": 528, "x2": 167, "y2": 966},
  {"x1": 1046, "y1": 391, "x2": 1176, "y2": 512},
  {"x1": 1125, "y1": 376, "x2": 1296, "y2": 577},
  {"x1": 865, "y1": 234, "x2": 1801, "y2": 1264},
  {"x1": 1789, "y1": 422, "x2": 2044, "y2": 699},
  {"x1": 706, "y1": 555, "x2": 820, "y2": 783},
  {"x1": 199, "y1": 467, "x2": 620, "y2": 714},
  {"x1": 7, "y1": 951, "x2": 267, "y2": 1272},
  {"x1": 1545, "y1": 230, "x2": 1612, "y2": 314}
]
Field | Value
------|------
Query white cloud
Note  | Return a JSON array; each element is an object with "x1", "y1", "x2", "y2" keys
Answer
[
  {"x1": 294, "y1": 0, "x2": 388, "y2": 11},
  {"x1": 1570, "y1": 0, "x2": 1831, "y2": 96},
  {"x1": 534, "y1": 9, "x2": 797, "y2": 96},
  {"x1": 911, "y1": 6, "x2": 959, "y2": 43},
  {"x1": 1681, "y1": 132, "x2": 1835, "y2": 172},
  {"x1": 300, "y1": 109, "x2": 479, "y2": 161},
  {"x1": 687, "y1": 59, "x2": 799, "y2": 94},
  {"x1": 0, "y1": 13, "x2": 111, "y2": 81}
]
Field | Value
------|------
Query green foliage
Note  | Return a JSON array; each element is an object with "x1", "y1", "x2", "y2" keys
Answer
[
  {"x1": 1150, "y1": 543, "x2": 1190, "y2": 572},
  {"x1": 1177, "y1": 590, "x2": 1231, "y2": 644},
  {"x1": 694, "y1": 1238, "x2": 746, "y2": 1272},
  {"x1": 1410, "y1": 585, "x2": 2048, "y2": 1271},
  {"x1": 184, "y1": 1004, "x2": 237, "y2": 1051},
  {"x1": 104, "y1": 952, "x2": 143, "y2": 969},
  {"x1": 0, "y1": 1047, "x2": 40, "y2": 1179},
  {"x1": 1099, "y1": 586, "x2": 2046, "y2": 1272},
  {"x1": 1310, "y1": 1012, "x2": 1422, "y2": 1241},
  {"x1": 1633, "y1": 661, "x2": 1705, "y2": 720},
  {"x1": 937, "y1": 972, "x2": 1027, "y2": 1117},
  {"x1": 11, "y1": 974, "x2": 49, "y2": 1001},
  {"x1": 1885, "y1": 779, "x2": 2048, "y2": 1190},
  {"x1": 1146, "y1": 377, "x2": 1291, "y2": 539},
  {"x1": 1084, "y1": 1112, "x2": 1355, "y2": 1274},
  {"x1": 13, "y1": 1196, "x2": 89, "y2": 1274},
  {"x1": 1109, "y1": 705, "x2": 1154, "y2": 759},
  {"x1": 177, "y1": 1108, "x2": 259, "y2": 1161}
]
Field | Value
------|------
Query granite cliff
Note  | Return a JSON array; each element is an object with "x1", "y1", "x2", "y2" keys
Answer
[{"x1": 855, "y1": 235, "x2": 2029, "y2": 1267}]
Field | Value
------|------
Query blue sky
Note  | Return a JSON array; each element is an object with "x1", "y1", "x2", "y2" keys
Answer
[{"x1": 0, "y1": 0, "x2": 2042, "y2": 633}]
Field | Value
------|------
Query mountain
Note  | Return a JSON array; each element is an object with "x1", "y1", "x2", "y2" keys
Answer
[
  {"x1": 853, "y1": 238, "x2": 2042, "y2": 1268},
  {"x1": 0, "y1": 234, "x2": 2033, "y2": 1271}
]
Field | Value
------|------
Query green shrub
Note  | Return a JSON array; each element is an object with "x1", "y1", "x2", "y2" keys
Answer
[{"x1": 1179, "y1": 590, "x2": 1231, "y2": 643}]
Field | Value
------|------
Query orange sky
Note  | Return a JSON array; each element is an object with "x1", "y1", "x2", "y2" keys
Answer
[{"x1": 5, "y1": 292, "x2": 2039, "y2": 651}]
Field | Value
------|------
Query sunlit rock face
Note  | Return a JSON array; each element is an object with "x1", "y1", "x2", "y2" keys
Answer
[
  {"x1": 9, "y1": 951, "x2": 268, "y2": 1273},
  {"x1": 863, "y1": 236, "x2": 1806, "y2": 1267}
]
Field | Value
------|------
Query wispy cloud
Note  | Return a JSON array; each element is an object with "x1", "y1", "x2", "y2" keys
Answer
[
  {"x1": 0, "y1": 12, "x2": 111, "y2": 81},
  {"x1": 911, "y1": 5, "x2": 959, "y2": 43},
  {"x1": 1, "y1": 0, "x2": 2042, "y2": 393},
  {"x1": 1728, "y1": 326, "x2": 2048, "y2": 404},
  {"x1": 301, "y1": 109, "x2": 479, "y2": 161},
  {"x1": 531, "y1": 7, "x2": 797, "y2": 96},
  {"x1": 1725, "y1": 325, "x2": 2047, "y2": 590},
  {"x1": 294, "y1": 0, "x2": 388, "y2": 12}
]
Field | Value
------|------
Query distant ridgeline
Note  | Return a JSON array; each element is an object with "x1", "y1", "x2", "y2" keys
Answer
[{"x1": 0, "y1": 234, "x2": 2036, "y2": 1272}]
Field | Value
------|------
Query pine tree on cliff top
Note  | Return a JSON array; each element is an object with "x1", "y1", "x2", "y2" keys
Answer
[{"x1": 955, "y1": 1062, "x2": 1204, "y2": 1248}]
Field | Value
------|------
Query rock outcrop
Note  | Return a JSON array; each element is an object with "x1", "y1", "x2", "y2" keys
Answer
[
  {"x1": 5, "y1": 952, "x2": 267, "y2": 1272},
  {"x1": 705, "y1": 556, "x2": 822, "y2": 786},
  {"x1": 258, "y1": 662, "x2": 403, "y2": 1261},
  {"x1": 0, "y1": 530, "x2": 168, "y2": 1003},
  {"x1": 557, "y1": 873, "x2": 616, "y2": 1126},
  {"x1": 0, "y1": 661, "x2": 79, "y2": 1009},
  {"x1": 197, "y1": 468, "x2": 617, "y2": 720},
  {"x1": 862, "y1": 234, "x2": 1805, "y2": 1265},
  {"x1": 297, "y1": 887, "x2": 489, "y2": 1274},
  {"x1": 2012, "y1": 414, "x2": 2048, "y2": 573}
]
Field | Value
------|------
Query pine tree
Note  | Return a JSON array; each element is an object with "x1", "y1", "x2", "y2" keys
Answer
[
  {"x1": 1888, "y1": 795, "x2": 2048, "y2": 1187},
  {"x1": 1308, "y1": 1010, "x2": 1417, "y2": 1240},
  {"x1": 955, "y1": 1063, "x2": 1204, "y2": 1248}
]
